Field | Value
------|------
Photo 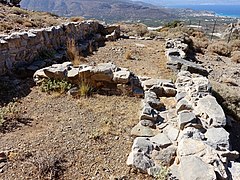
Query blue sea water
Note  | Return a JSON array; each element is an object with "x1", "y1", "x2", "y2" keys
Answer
[{"x1": 166, "y1": 5, "x2": 240, "y2": 18}]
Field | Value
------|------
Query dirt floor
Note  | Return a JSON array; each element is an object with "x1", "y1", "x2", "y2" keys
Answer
[{"x1": 0, "y1": 39, "x2": 174, "y2": 179}]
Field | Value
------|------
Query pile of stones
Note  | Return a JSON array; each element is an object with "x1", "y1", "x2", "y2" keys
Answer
[
  {"x1": 33, "y1": 62, "x2": 143, "y2": 96},
  {"x1": 165, "y1": 38, "x2": 208, "y2": 76},
  {"x1": 126, "y1": 37, "x2": 240, "y2": 179},
  {"x1": 127, "y1": 70, "x2": 240, "y2": 179}
]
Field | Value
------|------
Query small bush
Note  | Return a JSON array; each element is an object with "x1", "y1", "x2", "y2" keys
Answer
[
  {"x1": 207, "y1": 41, "x2": 231, "y2": 56},
  {"x1": 231, "y1": 51, "x2": 240, "y2": 63},
  {"x1": 79, "y1": 82, "x2": 93, "y2": 97},
  {"x1": 155, "y1": 165, "x2": 169, "y2": 180},
  {"x1": 0, "y1": 102, "x2": 19, "y2": 125},
  {"x1": 164, "y1": 20, "x2": 182, "y2": 28},
  {"x1": 41, "y1": 79, "x2": 72, "y2": 94}
]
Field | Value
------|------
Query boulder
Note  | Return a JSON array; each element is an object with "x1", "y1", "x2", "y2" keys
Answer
[
  {"x1": 228, "y1": 161, "x2": 240, "y2": 180},
  {"x1": 132, "y1": 137, "x2": 154, "y2": 154},
  {"x1": 176, "y1": 98, "x2": 193, "y2": 114},
  {"x1": 150, "y1": 133, "x2": 172, "y2": 148},
  {"x1": 205, "y1": 127, "x2": 230, "y2": 150},
  {"x1": 144, "y1": 91, "x2": 163, "y2": 110},
  {"x1": 167, "y1": 56, "x2": 208, "y2": 76},
  {"x1": 140, "y1": 103, "x2": 159, "y2": 121},
  {"x1": 178, "y1": 111, "x2": 197, "y2": 130},
  {"x1": 166, "y1": 125, "x2": 179, "y2": 141},
  {"x1": 179, "y1": 156, "x2": 216, "y2": 180},
  {"x1": 91, "y1": 63, "x2": 117, "y2": 82},
  {"x1": 151, "y1": 145, "x2": 177, "y2": 166},
  {"x1": 131, "y1": 122, "x2": 158, "y2": 137},
  {"x1": 113, "y1": 70, "x2": 131, "y2": 84},
  {"x1": 127, "y1": 151, "x2": 155, "y2": 172},
  {"x1": 195, "y1": 95, "x2": 226, "y2": 128},
  {"x1": 178, "y1": 127, "x2": 205, "y2": 141}
]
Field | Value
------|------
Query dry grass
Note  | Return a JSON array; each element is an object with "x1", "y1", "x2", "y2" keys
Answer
[
  {"x1": 231, "y1": 51, "x2": 240, "y2": 63},
  {"x1": 125, "y1": 50, "x2": 133, "y2": 60},
  {"x1": 207, "y1": 41, "x2": 231, "y2": 57},
  {"x1": 66, "y1": 39, "x2": 88, "y2": 66}
]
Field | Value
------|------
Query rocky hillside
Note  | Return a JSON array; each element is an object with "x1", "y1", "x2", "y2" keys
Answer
[
  {"x1": 20, "y1": 0, "x2": 176, "y2": 21},
  {"x1": 0, "y1": 3, "x2": 68, "y2": 34}
]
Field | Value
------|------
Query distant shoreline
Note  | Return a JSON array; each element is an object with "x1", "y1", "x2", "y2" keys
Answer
[{"x1": 165, "y1": 4, "x2": 240, "y2": 19}]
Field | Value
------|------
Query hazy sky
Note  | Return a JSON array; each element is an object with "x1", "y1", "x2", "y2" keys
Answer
[{"x1": 132, "y1": 0, "x2": 240, "y2": 5}]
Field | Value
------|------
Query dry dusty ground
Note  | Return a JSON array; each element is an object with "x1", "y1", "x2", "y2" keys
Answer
[{"x1": 0, "y1": 39, "x2": 174, "y2": 179}]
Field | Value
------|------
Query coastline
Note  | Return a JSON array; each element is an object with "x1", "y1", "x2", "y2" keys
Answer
[{"x1": 165, "y1": 4, "x2": 240, "y2": 19}]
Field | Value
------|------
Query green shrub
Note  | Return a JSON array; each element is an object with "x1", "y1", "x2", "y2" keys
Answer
[
  {"x1": 155, "y1": 165, "x2": 169, "y2": 180},
  {"x1": 41, "y1": 79, "x2": 72, "y2": 94},
  {"x1": 0, "y1": 102, "x2": 19, "y2": 125},
  {"x1": 164, "y1": 20, "x2": 182, "y2": 28}
]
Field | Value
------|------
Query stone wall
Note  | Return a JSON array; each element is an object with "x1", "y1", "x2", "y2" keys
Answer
[{"x1": 0, "y1": 20, "x2": 120, "y2": 76}]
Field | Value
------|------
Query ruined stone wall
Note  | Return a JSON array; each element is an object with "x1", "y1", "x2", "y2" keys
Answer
[{"x1": 0, "y1": 21, "x2": 119, "y2": 76}]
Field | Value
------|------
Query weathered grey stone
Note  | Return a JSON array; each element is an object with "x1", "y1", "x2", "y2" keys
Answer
[
  {"x1": 175, "y1": 91, "x2": 187, "y2": 102},
  {"x1": 176, "y1": 98, "x2": 193, "y2": 114},
  {"x1": 166, "y1": 48, "x2": 186, "y2": 59},
  {"x1": 196, "y1": 95, "x2": 226, "y2": 127},
  {"x1": 127, "y1": 151, "x2": 155, "y2": 172},
  {"x1": 149, "y1": 85, "x2": 164, "y2": 97},
  {"x1": 147, "y1": 165, "x2": 161, "y2": 177},
  {"x1": 142, "y1": 79, "x2": 172, "y2": 91},
  {"x1": 166, "y1": 125, "x2": 179, "y2": 141},
  {"x1": 169, "y1": 164, "x2": 180, "y2": 180},
  {"x1": 178, "y1": 127, "x2": 205, "y2": 141},
  {"x1": 132, "y1": 137, "x2": 154, "y2": 154},
  {"x1": 43, "y1": 62, "x2": 72, "y2": 80},
  {"x1": 179, "y1": 156, "x2": 216, "y2": 180},
  {"x1": 140, "y1": 103, "x2": 159, "y2": 121},
  {"x1": 91, "y1": 63, "x2": 116, "y2": 82},
  {"x1": 67, "y1": 67, "x2": 79, "y2": 79},
  {"x1": 144, "y1": 91, "x2": 163, "y2": 110},
  {"x1": 228, "y1": 161, "x2": 240, "y2": 180},
  {"x1": 140, "y1": 120, "x2": 156, "y2": 128},
  {"x1": 150, "y1": 133, "x2": 172, "y2": 148},
  {"x1": 178, "y1": 111, "x2": 196, "y2": 130},
  {"x1": 131, "y1": 122, "x2": 158, "y2": 137},
  {"x1": 205, "y1": 127, "x2": 230, "y2": 150},
  {"x1": 167, "y1": 56, "x2": 208, "y2": 76},
  {"x1": 177, "y1": 138, "x2": 205, "y2": 157},
  {"x1": 151, "y1": 145, "x2": 177, "y2": 166},
  {"x1": 113, "y1": 70, "x2": 131, "y2": 84},
  {"x1": 163, "y1": 86, "x2": 177, "y2": 97},
  {"x1": 67, "y1": 87, "x2": 79, "y2": 97}
]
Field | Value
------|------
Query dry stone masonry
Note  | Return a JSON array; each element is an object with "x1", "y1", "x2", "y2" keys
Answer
[
  {"x1": 126, "y1": 38, "x2": 240, "y2": 179},
  {"x1": 0, "y1": 21, "x2": 120, "y2": 76}
]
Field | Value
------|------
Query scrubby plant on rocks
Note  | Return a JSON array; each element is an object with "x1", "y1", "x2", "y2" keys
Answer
[
  {"x1": 0, "y1": 101, "x2": 19, "y2": 125},
  {"x1": 41, "y1": 79, "x2": 72, "y2": 94},
  {"x1": 155, "y1": 165, "x2": 169, "y2": 180}
]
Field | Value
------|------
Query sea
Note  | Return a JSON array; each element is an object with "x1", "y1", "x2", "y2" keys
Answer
[{"x1": 166, "y1": 5, "x2": 240, "y2": 18}]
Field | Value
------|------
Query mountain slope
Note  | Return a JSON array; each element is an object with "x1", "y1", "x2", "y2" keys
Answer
[{"x1": 20, "y1": 0, "x2": 176, "y2": 21}]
